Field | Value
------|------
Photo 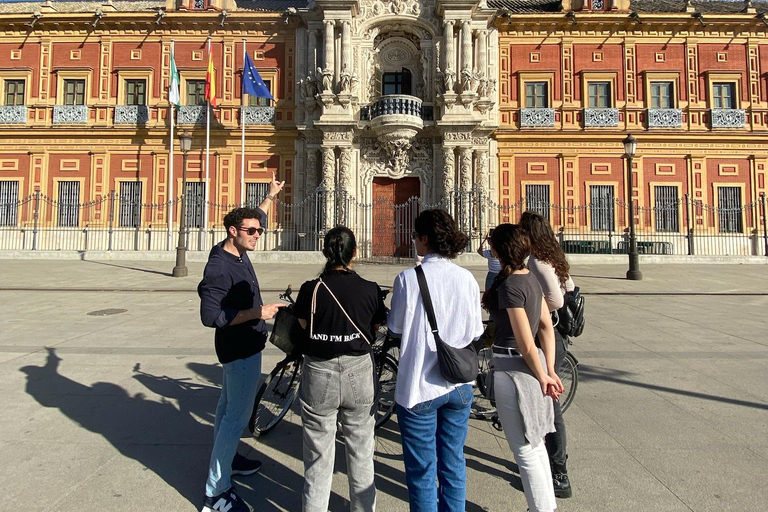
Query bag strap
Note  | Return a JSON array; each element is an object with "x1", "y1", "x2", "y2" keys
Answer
[
  {"x1": 311, "y1": 277, "x2": 371, "y2": 345},
  {"x1": 414, "y1": 265, "x2": 443, "y2": 345}
]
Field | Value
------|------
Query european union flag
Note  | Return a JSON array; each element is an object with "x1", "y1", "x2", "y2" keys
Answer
[{"x1": 243, "y1": 53, "x2": 274, "y2": 101}]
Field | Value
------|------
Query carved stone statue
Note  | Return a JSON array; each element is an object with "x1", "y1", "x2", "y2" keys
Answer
[
  {"x1": 339, "y1": 63, "x2": 352, "y2": 93},
  {"x1": 296, "y1": 79, "x2": 305, "y2": 101},
  {"x1": 460, "y1": 67, "x2": 473, "y2": 94},
  {"x1": 488, "y1": 78, "x2": 497, "y2": 97},
  {"x1": 444, "y1": 68, "x2": 456, "y2": 93},
  {"x1": 321, "y1": 68, "x2": 333, "y2": 93},
  {"x1": 350, "y1": 73, "x2": 360, "y2": 96},
  {"x1": 434, "y1": 67, "x2": 445, "y2": 95},
  {"x1": 477, "y1": 77, "x2": 489, "y2": 98}
]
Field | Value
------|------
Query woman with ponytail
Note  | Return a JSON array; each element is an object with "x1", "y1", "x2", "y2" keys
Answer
[
  {"x1": 519, "y1": 211, "x2": 575, "y2": 499},
  {"x1": 293, "y1": 226, "x2": 387, "y2": 512},
  {"x1": 481, "y1": 223, "x2": 563, "y2": 512},
  {"x1": 388, "y1": 209, "x2": 484, "y2": 512}
]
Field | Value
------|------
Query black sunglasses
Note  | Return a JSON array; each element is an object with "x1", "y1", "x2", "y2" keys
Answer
[{"x1": 239, "y1": 227, "x2": 265, "y2": 236}]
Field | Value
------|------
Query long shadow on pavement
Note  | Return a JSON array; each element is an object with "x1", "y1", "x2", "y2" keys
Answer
[{"x1": 20, "y1": 348, "x2": 308, "y2": 511}]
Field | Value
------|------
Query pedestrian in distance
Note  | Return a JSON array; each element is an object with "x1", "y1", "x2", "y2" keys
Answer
[
  {"x1": 292, "y1": 226, "x2": 387, "y2": 512},
  {"x1": 477, "y1": 227, "x2": 501, "y2": 291},
  {"x1": 388, "y1": 209, "x2": 485, "y2": 512},
  {"x1": 198, "y1": 173, "x2": 285, "y2": 512},
  {"x1": 482, "y1": 223, "x2": 563, "y2": 512},
  {"x1": 520, "y1": 211, "x2": 575, "y2": 499}
]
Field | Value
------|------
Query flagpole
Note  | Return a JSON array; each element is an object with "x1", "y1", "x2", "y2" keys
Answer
[
  {"x1": 204, "y1": 35, "x2": 212, "y2": 231},
  {"x1": 241, "y1": 38, "x2": 247, "y2": 206},
  {"x1": 168, "y1": 39, "x2": 175, "y2": 251}
]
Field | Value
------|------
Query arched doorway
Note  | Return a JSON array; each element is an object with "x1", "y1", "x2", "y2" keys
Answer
[{"x1": 371, "y1": 177, "x2": 420, "y2": 257}]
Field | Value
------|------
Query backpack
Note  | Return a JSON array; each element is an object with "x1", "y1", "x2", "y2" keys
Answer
[{"x1": 556, "y1": 286, "x2": 585, "y2": 338}]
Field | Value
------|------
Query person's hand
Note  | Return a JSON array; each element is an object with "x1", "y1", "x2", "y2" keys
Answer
[
  {"x1": 259, "y1": 303, "x2": 285, "y2": 321},
  {"x1": 268, "y1": 171, "x2": 285, "y2": 198},
  {"x1": 539, "y1": 374, "x2": 562, "y2": 400},
  {"x1": 549, "y1": 373, "x2": 565, "y2": 394}
]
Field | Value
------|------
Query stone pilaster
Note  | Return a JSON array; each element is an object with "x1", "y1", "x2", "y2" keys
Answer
[
  {"x1": 323, "y1": 20, "x2": 335, "y2": 89},
  {"x1": 341, "y1": 21, "x2": 352, "y2": 76},
  {"x1": 443, "y1": 20, "x2": 455, "y2": 74},
  {"x1": 307, "y1": 29, "x2": 319, "y2": 75},
  {"x1": 460, "y1": 21, "x2": 472, "y2": 75},
  {"x1": 442, "y1": 146, "x2": 456, "y2": 199}
]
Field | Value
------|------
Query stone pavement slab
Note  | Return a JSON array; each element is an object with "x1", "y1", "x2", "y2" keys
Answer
[{"x1": 0, "y1": 260, "x2": 766, "y2": 511}]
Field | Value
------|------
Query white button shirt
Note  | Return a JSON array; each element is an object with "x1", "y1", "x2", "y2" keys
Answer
[{"x1": 388, "y1": 254, "x2": 485, "y2": 409}]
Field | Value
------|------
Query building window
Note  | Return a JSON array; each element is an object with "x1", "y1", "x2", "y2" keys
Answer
[
  {"x1": 119, "y1": 181, "x2": 142, "y2": 227},
  {"x1": 717, "y1": 186, "x2": 742, "y2": 233},
  {"x1": 193, "y1": 0, "x2": 206, "y2": 8},
  {"x1": 185, "y1": 181, "x2": 205, "y2": 228},
  {"x1": 4, "y1": 80, "x2": 25, "y2": 106},
  {"x1": 63, "y1": 79, "x2": 86, "y2": 106},
  {"x1": 650, "y1": 82, "x2": 674, "y2": 109},
  {"x1": 125, "y1": 79, "x2": 147, "y2": 106},
  {"x1": 246, "y1": 182, "x2": 270, "y2": 207},
  {"x1": 186, "y1": 80, "x2": 207, "y2": 106},
  {"x1": 58, "y1": 181, "x2": 80, "y2": 227},
  {"x1": 654, "y1": 186, "x2": 679, "y2": 232},
  {"x1": 0, "y1": 180, "x2": 19, "y2": 226},
  {"x1": 248, "y1": 80, "x2": 272, "y2": 106},
  {"x1": 713, "y1": 83, "x2": 736, "y2": 109},
  {"x1": 589, "y1": 185, "x2": 614, "y2": 231},
  {"x1": 525, "y1": 82, "x2": 548, "y2": 108},
  {"x1": 382, "y1": 70, "x2": 411, "y2": 95},
  {"x1": 525, "y1": 184, "x2": 550, "y2": 221},
  {"x1": 588, "y1": 82, "x2": 611, "y2": 108}
]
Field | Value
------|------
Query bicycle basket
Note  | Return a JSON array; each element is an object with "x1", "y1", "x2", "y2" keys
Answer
[{"x1": 269, "y1": 306, "x2": 305, "y2": 354}]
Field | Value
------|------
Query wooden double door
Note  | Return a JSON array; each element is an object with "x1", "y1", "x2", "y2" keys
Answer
[{"x1": 371, "y1": 177, "x2": 420, "y2": 257}]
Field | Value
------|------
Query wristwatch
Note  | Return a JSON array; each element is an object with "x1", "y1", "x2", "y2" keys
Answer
[{"x1": 266, "y1": 194, "x2": 276, "y2": 201}]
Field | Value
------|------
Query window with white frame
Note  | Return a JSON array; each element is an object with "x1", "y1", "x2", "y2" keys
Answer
[
  {"x1": 524, "y1": 82, "x2": 548, "y2": 108},
  {"x1": 185, "y1": 181, "x2": 205, "y2": 228},
  {"x1": 588, "y1": 82, "x2": 611, "y2": 108},
  {"x1": 525, "y1": 184, "x2": 550, "y2": 221},
  {"x1": 63, "y1": 79, "x2": 86, "y2": 106},
  {"x1": 717, "y1": 186, "x2": 742, "y2": 233},
  {"x1": 713, "y1": 83, "x2": 736, "y2": 109},
  {"x1": 58, "y1": 181, "x2": 80, "y2": 227},
  {"x1": 650, "y1": 82, "x2": 674, "y2": 109},
  {"x1": 4, "y1": 79, "x2": 25, "y2": 106},
  {"x1": 119, "y1": 181, "x2": 142, "y2": 227},
  {"x1": 0, "y1": 180, "x2": 19, "y2": 226},
  {"x1": 125, "y1": 79, "x2": 147, "y2": 106},
  {"x1": 654, "y1": 186, "x2": 679, "y2": 232},
  {"x1": 246, "y1": 182, "x2": 270, "y2": 208},
  {"x1": 589, "y1": 185, "x2": 614, "y2": 231}
]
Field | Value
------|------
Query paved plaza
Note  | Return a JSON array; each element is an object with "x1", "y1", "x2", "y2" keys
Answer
[{"x1": 0, "y1": 259, "x2": 767, "y2": 512}]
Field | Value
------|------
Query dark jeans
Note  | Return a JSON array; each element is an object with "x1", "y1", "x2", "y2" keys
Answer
[{"x1": 544, "y1": 330, "x2": 568, "y2": 472}]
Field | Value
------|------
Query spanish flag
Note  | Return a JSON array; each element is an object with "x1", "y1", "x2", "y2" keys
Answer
[{"x1": 205, "y1": 43, "x2": 218, "y2": 107}]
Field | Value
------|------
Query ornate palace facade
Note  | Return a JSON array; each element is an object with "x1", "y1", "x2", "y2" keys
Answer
[{"x1": 0, "y1": 0, "x2": 767, "y2": 255}]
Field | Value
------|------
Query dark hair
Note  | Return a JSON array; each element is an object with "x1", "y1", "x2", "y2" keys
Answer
[
  {"x1": 413, "y1": 209, "x2": 468, "y2": 259},
  {"x1": 322, "y1": 226, "x2": 356, "y2": 275},
  {"x1": 481, "y1": 224, "x2": 530, "y2": 310},
  {"x1": 519, "y1": 211, "x2": 570, "y2": 285},
  {"x1": 223, "y1": 207, "x2": 266, "y2": 231}
]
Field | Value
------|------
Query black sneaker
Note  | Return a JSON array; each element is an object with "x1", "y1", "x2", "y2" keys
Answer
[
  {"x1": 231, "y1": 453, "x2": 262, "y2": 476},
  {"x1": 201, "y1": 488, "x2": 253, "y2": 512},
  {"x1": 553, "y1": 472, "x2": 572, "y2": 498}
]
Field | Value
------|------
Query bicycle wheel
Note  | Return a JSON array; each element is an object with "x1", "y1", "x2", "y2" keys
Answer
[
  {"x1": 374, "y1": 354, "x2": 398, "y2": 430},
  {"x1": 558, "y1": 351, "x2": 578, "y2": 414},
  {"x1": 471, "y1": 347, "x2": 496, "y2": 419},
  {"x1": 250, "y1": 356, "x2": 303, "y2": 436}
]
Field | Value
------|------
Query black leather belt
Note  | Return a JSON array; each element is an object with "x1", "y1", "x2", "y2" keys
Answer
[{"x1": 492, "y1": 346, "x2": 521, "y2": 356}]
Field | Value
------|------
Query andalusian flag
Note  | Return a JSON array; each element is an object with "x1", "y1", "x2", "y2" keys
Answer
[
  {"x1": 205, "y1": 43, "x2": 218, "y2": 107},
  {"x1": 168, "y1": 49, "x2": 180, "y2": 106}
]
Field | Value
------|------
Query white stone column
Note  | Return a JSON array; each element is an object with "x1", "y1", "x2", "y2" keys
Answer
[
  {"x1": 442, "y1": 146, "x2": 456, "y2": 202},
  {"x1": 341, "y1": 20, "x2": 352, "y2": 75},
  {"x1": 321, "y1": 145, "x2": 335, "y2": 190},
  {"x1": 305, "y1": 148, "x2": 319, "y2": 192},
  {"x1": 474, "y1": 149, "x2": 488, "y2": 196},
  {"x1": 476, "y1": 30, "x2": 488, "y2": 77},
  {"x1": 459, "y1": 147, "x2": 473, "y2": 233},
  {"x1": 323, "y1": 20, "x2": 335, "y2": 81},
  {"x1": 307, "y1": 29, "x2": 319, "y2": 74},
  {"x1": 443, "y1": 20, "x2": 455, "y2": 73},
  {"x1": 460, "y1": 21, "x2": 472, "y2": 74}
]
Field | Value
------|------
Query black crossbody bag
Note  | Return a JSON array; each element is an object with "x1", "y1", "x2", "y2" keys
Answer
[{"x1": 414, "y1": 265, "x2": 478, "y2": 384}]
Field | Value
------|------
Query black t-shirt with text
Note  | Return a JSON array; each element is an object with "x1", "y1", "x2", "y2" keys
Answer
[{"x1": 293, "y1": 270, "x2": 387, "y2": 359}]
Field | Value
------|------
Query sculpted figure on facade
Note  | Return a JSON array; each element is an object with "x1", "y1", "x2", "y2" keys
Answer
[
  {"x1": 339, "y1": 63, "x2": 352, "y2": 93},
  {"x1": 321, "y1": 68, "x2": 334, "y2": 93},
  {"x1": 350, "y1": 74, "x2": 360, "y2": 96},
  {"x1": 460, "y1": 67, "x2": 473, "y2": 94},
  {"x1": 434, "y1": 67, "x2": 445, "y2": 95},
  {"x1": 477, "y1": 76, "x2": 489, "y2": 98},
  {"x1": 444, "y1": 68, "x2": 456, "y2": 93}
]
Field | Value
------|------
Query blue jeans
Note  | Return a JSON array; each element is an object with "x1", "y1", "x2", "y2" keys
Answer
[
  {"x1": 396, "y1": 384, "x2": 473, "y2": 512},
  {"x1": 205, "y1": 352, "x2": 262, "y2": 497}
]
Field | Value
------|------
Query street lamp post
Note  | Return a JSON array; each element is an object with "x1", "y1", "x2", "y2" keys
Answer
[
  {"x1": 623, "y1": 133, "x2": 643, "y2": 281},
  {"x1": 172, "y1": 130, "x2": 193, "y2": 278}
]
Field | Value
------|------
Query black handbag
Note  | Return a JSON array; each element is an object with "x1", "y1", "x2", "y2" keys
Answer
[
  {"x1": 556, "y1": 286, "x2": 585, "y2": 338},
  {"x1": 414, "y1": 265, "x2": 478, "y2": 384},
  {"x1": 269, "y1": 306, "x2": 305, "y2": 355}
]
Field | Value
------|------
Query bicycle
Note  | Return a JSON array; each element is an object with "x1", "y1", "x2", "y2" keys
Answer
[{"x1": 249, "y1": 286, "x2": 399, "y2": 436}]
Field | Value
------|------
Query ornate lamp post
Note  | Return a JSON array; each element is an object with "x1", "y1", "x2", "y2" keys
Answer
[
  {"x1": 172, "y1": 130, "x2": 193, "y2": 278},
  {"x1": 623, "y1": 133, "x2": 642, "y2": 281}
]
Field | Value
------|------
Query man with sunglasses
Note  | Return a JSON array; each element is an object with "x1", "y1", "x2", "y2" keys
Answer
[{"x1": 198, "y1": 173, "x2": 285, "y2": 512}]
